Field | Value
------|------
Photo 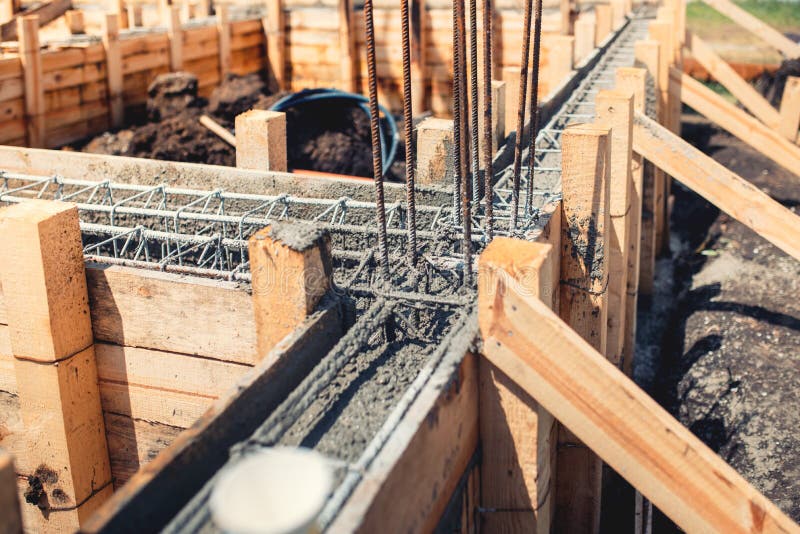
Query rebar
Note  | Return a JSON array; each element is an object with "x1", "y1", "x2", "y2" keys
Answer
[
  {"x1": 400, "y1": 0, "x2": 418, "y2": 267},
  {"x1": 364, "y1": 0, "x2": 391, "y2": 279},
  {"x1": 524, "y1": 0, "x2": 543, "y2": 216},
  {"x1": 510, "y1": 0, "x2": 533, "y2": 230},
  {"x1": 451, "y1": 0, "x2": 463, "y2": 226},
  {"x1": 482, "y1": 0, "x2": 494, "y2": 239},
  {"x1": 468, "y1": 0, "x2": 480, "y2": 203},
  {"x1": 453, "y1": 0, "x2": 472, "y2": 280}
]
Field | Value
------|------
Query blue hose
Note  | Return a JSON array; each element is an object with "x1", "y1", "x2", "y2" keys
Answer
[{"x1": 269, "y1": 88, "x2": 399, "y2": 177}]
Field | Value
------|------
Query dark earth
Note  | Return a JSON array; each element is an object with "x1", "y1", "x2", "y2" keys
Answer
[{"x1": 78, "y1": 72, "x2": 406, "y2": 180}]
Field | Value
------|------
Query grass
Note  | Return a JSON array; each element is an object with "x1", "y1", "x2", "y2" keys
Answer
[{"x1": 686, "y1": 0, "x2": 800, "y2": 32}]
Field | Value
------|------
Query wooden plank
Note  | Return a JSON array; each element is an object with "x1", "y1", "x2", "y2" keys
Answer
[
  {"x1": 0, "y1": 450, "x2": 22, "y2": 534},
  {"x1": 40, "y1": 44, "x2": 104, "y2": 73},
  {"x1": 216, "y1": 3, "x2": 230, "y2": 77},
  {"x1": 0, "y1": 77, "x2": 23, "y2": 103},
  {"x1": 555, "y1": 123, "x2": 611, "y2": 533},
  {"x1": 85, "y1": 263, "x2": 257, "y2": 364},
  {"x1": 478, "y1": 236, "x2": 558, "y2": 533},
  {"x1": 595, "y1": 89, "x2": 633, "y2": 370},
  {"x1": 0, "y1": 201, "x2": 112, "y2": 528},
  {"x1": 778, "y1": 76, "x2": 800, "y2": 143},
  {"x1": 0, "y1": 0, "x2": 71, "y2": 41},
  {"x1": 99, "y1": 381, "x2": 211, "y2": 428},
  {"x1": 122, "y1": 49, "x2": 170, "y2": 75},
  {"x1": 647, "y1": 21, "x2": 671, "y2": 254},
  {"x1": 43, "y1": 62, "x2": 106, "y2": 91},
  {"x1": 700, "y1": 0, "x2": 800, "y2": 58},
  {"x1": 44, "y1": 97, "x2": 107, "y2": 130},
  {"x1": 80, "y1": 301, "x2": 344, "y2": 533},
  {"x1": 119, "y1": 32, "x2": 169, "y2": 57},
  {"x1": 18, "y1": 16, "x2": 44, "y2": 148},
  {"x1": 478, "y1": 256, "x2": 800, "y2": 534},
  {"x1": 676, "y1": 69, "x2": 800, "y2": 178},
  {"x1": 633, "y1": 110, "x2": 800, "y2": 262},
  {"x1": 685, "y1": 32, "x2": 782, "y2": 132},
  {"x1": 230, "y1": 31, "x2": 263, "y2": 51}
]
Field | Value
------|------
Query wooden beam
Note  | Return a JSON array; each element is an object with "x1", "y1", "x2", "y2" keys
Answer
[
  {"x1": 574, "y1": 13, "x2": 595, "y2": 65},
  {"x1": 556, "y1": 123, "x2": 611, "y2": 533},
  {"x1": 248, "y1": 221, "x2": 332, "y2": 359},
  {"x1": 560, "y1": 0, "x2": 571, "y2": 35},
  {"x1": 235, "y1": 109, "x2": 288, "y2": 171},
  {"x1": 594, "y1": 4, "x2": 612, "y2": 46},
  {"x1": 18, "y1": 16, "x2": 44, "y2": 149},
  {"x1": 263, "y1": 0, "x2": 285, "y2": 92},
  {"x1": 200, "y1": 114, "x2": 235, "y2": 145},
  {"x1": 647, "y1": 21, "x2": 672, "y2": 254},
  {"x1": 615, "y1": 67, "x2": 646, "y2": 377},
  {"x1": 700, "y1": 0, "x2": 800, "y2": 58},
  {"x1": 478, "y1": 237, "x2": 557, "y2": 533},
  {"x1": 0, "y1": 450, "x2": 22, "y2": 534},
  {"x1": 103, "y1": 13, "x2": 124, "y2": 129},
  {"x1": 676, "y1": 69, "x2": 800, "y2": 178},
  {"x1": 778, "y1": 76, "x2": 800, "y2": 144},
  {"x1": 65, "y1": 9, "x2": 84, "y2": 33},
  {"x1": 685, "y1": 32, "x2": 782, "y2": 132},
  {"x1": 167, "y1": 5, "x2": 183, "y2": 71},
  {"x1": 216, "y1": 3, "x2": 230, "y2": 77},
  {"x1": 0, "y1": 201, "x2": 112, "y2": 530},
  {"x1": 415, "y1": 117, "x2": 454, "y2": 186},
  {"x1": 633, "y1": 111, "x2": 800, "y2": 263},
  {"x1": 0, "y1": 0, "x2": 71, "y2": 41},
  {"x1": 337, "y1": 0, "x2": 356, "y2": 93},
  {"x1": 595, "y1": 89, "x2": 634, "y2": 371},
  {"x1": 477, "y1": 253, "x2": 800, "y2": 534}
]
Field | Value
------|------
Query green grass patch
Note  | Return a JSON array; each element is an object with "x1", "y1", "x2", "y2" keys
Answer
[{"x1": 687, "y1": 0, "x2": 800, "y2": 32}]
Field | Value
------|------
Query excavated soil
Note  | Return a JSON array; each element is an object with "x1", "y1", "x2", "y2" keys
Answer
[{"x1": 78, "y1": 72, "x2": 405, "y2": 180}]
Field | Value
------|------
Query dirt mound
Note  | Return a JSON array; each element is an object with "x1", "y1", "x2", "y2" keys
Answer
[
  {"x1": 207, "y1": 73, "x2": 275, "y2": 121},
  {"x1": 756, "y1": 57, "x2": 800, "y2": 107},
  {"x1": 147, "y1": 72, "x2": 201, "y2": 121}
]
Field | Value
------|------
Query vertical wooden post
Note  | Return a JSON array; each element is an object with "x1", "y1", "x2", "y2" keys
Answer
[
  {"x1": 595, "y1": 89, "x2": 633, "y2": 371},
  {"x1": 615, "y1": 67, "x2": 647, "y2": 377},
  {"x1": 633, "y1": 40, "x2": 660, "y2": 297},
  {"x1": 594, "y1": 4, "x2": 612, "y2": 46},
  {"x1": 410, "y1": 0, "x2": 426, "y2": 112},
  {"x1": 492, "y1": 80, "x2": 506, "y2": 149},
  {"x1": 235, "y1": 110, "x2": 288, "y2": 171},
  {"x1": 547, "y1": 35, "x2": 574, "y2": 91},
  {"x1": 779, "y1": 76, "x2": 800, "y2": 143},
  {"x1": 103, "y1": 13, "x2": 124, "y2": 129},
  {"x1": 0, "y1": 201, "x2": 112, "y2": 531},
  {"x1": 263, "y1": 0, "x2": 285, "y2": 92},
  {"x1": 127, "y1": 3, "x2": 142, "y2": 27},
  {"x1": 0, "y1": 450, "x2": 22, "y2": 534},
  {"x1": 337, "y1": 0, "x2": 356, "y2": 93},
  {"x1": 478, "y1": 238, "x2": 557, "y2": 534},
  {"x1": 249, "y1": 221, "x2": 332, "y2": 359},
  {"x1": 116, "y1": 0, "x2": 129, "y2": 28},
  {"x1": 167, "y1": 5, "x2": 183, "y2": 71},
  {"x1": 555, "y1": 123, "x2": 611, "y2": 534},
  {"x1": 18, "y1": 16, "x2": 44, "y2": 148},
  {"x1": 610, "y1": 0, "x2": 625, "y2": 29},
  {"x1": 574, "y1": 14, "x2": 595, "y2": 65},
  {"x1": 65, "y1": 10, "x2": 85, "y2": 34},
  {"x1": 216, "y1": 3, "x2": 231, "y2": 78},
  {"x1": 415, "y1": 117, "x2": 454, "y2": 186},
  {"x1": 560, "y1": 0, "x2": 572, "y2": 35},
  {"x1": 1, "y1": 0, "x2": 13, "y2": 24}
]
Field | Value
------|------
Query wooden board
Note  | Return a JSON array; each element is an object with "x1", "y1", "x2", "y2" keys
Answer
[{"x1": 633, "y1": 111, "x2": 800, "y2": 263}]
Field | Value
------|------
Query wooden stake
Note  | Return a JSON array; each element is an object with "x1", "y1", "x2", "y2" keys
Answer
[
  {"x1": 235, "y1": 109, "x2": 287, "y2": 172},
  {"x1": 615, "y1": 67, "x2": 646, "y2": 377},
  {"x1": 634, "y1": 111, "x2": 800, "y2": 263},
  {"x1": 676, "y1": 69, "x2": 800, "y2": 178},
  {"x1": 410, "y1": 0, "x2": 426, "y2": 112},
  {"x1": 594, "y1": 4, "x2": 612, "y2": 46},
  {"x1": 116, "y1": 0, "x2": 129, "y2": 28},
  {"x1": 778, "y1": 76, "x2": 800, "y2": 144},
  {"x1": 1, "y1": 0, "x2": 13, "y2": 24},
  {"x1": 647, "y1": 20, "x2": 672, "y2": 255},
  {"x1": 492, "y1": 80, "x2": 506, "y2": 149},
  {"x1": 65, "y1": 9, "x2": 85, "y2": 34},
  {"x1": 216, "y1": 3, "x2": 230, "y2": 77},
  {"x1": 700, "y1": 0, "x2": 800, "y2": 58},
  {"x1": 574, "y1": 13, "x2": 595, "y2": 65},
  {"x1": 103, "y1": 13, "x2": 124, "y2": 129},
  {"x1": 248, "y1": 222, "x2": 332, "y2": 359},
  {"x1": 263, "y1": 0, "x2": 285, "y2": 92},
  {"x1": 0, "y1": 201, "x2": 112, "y2": 530},
  {"x1": 0, "y1": 451, "x2": 22, "y2": 534},
  {"x1": 555, "y1": 123, "x2": 611, "y2": 533},
  {"x1": 547, "y1": 35, "x2": 574, "y2": 91},
  {"x1": 560, "y1": 0, "x2": 571, "y2": 34},
  {"x1": 337, "y1": 0, "x2": 356, "y2": 93},
  {"x1": 478, "y1": 253, "x2": 800, "y2": 534},
  {"x1": 18, "y1": 16, "x2": 44, "y2": 148},
  {"x1": 595, "y1": 89, "x2": 634, "y2": 371},
  {"x1": 478, "y1": 238, "x2": 557, "y2": 534},
  {"x1": 127, "y1": 3, "x2": 142, "y2": 27},
  {"x1": 200, "y1": 114, "x2": 235, "y2": 146},
  {"x1": 610, "y1": 0, "x2": 625, "y2": 29},
  {"x1": 167, "y1": 5, "x2": 183, "y2": 71},
  {"x1": 415, "y1": 117, "x2": 454, "y2": 186}
]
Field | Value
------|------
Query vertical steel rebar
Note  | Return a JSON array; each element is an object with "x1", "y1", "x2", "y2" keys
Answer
[
  {"x1": 400, "y1": 0, "x2": 417, "y2": 267},
  {"x1": 510, "y1": 0, "x2": 533, "y2": 230},
  {"x1": 364, "y1": 0, "x2": 390, "y2": 278},
  {"x1": 468, "y1": 0, "x2": 480, "y2": 204},
  {"x1": 451, "y1": 0, "x2": 463, "y2": 226},
  {"x1": 482, "y1": 0, "x2": 493, "y2": 240},
  {"x1": 452, "y1": 0, "x2": 472, "y2": 282},
  {"x1": 525, "y1": 0, "x2": 543, "y2": 216}
]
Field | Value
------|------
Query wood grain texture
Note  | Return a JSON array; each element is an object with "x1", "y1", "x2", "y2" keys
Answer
[
  {"x1": 478, "y1": 264, "x2": 800, "y2": 534},
  {"x1": 0, "y1": 450, "x2": 22, "y2": 534},
  {"x1": 633, "y1": 110, "x2": 800, "y2": 262},
  {"x1": 778, "y1": 76, "x2": 800, "y2": 143}
]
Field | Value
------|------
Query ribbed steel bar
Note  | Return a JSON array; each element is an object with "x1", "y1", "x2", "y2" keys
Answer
[
  {"x1": 451, "y1": 0, "x2": 463, "y2": 225},
  {"x1": 482, "y1": 0, "x2": 493, "y2": 239},
  {"x1": 400, "y1": 0, "x2": 418, "y2": 267},
  {"x1": 524, "y1": 0, "x2": 543, "y2": 216},
  {"x1": 453, "y1": 0, "x2": 472, "y2": 280},
  {"x1": 364, "y1": 0, "x2": 391, "y2": 278},
  {"x1": 509, "y1": 0, "x2": 532, "y2": 230},
  {"x1": 468, "y1": 0, "x2": 480, "y2": 203}
]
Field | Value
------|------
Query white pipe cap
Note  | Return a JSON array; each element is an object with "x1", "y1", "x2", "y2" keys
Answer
[{"x1": 209, "y1": 447, "x2": 334, "y2": 534}]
